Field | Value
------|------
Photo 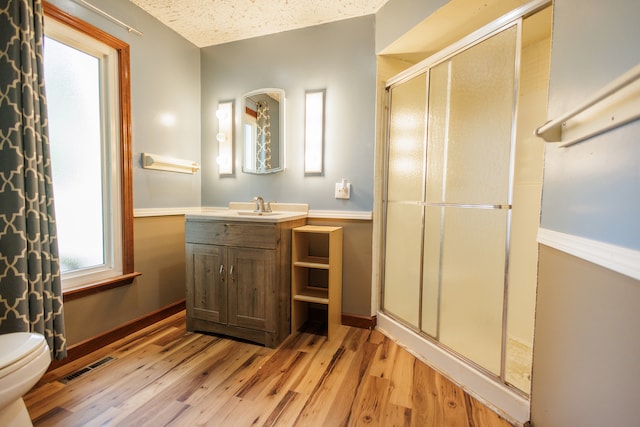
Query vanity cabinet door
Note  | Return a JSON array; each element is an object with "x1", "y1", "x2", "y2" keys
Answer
[
  {"x1": 186, "y1": 243, "x2": 227, "y2": 324},
  {"x1": 186, "y1": 216, "x2": 305, "y2": 347},
  {"x1": 227, "y1": 247, "x2": 276, "y2": 332}
]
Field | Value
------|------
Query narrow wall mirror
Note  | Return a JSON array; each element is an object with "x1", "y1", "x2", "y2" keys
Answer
[
  {"x1": 216, "y1": 100, "x2": 234, "y2": 175},
  {"x1": 304, "y1": 89, "x2": 325, "y2": 175},
  {"x1": 242, "y1": 88, "x2": 285, "y2": 174}
]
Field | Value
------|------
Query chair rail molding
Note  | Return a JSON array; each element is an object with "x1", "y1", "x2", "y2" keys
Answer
[{"x1": 537, "y1": 228, "x2": 640, "y2": 280}]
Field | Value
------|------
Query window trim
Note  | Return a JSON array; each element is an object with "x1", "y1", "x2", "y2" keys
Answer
[
  {"x1": 44, "y1": 1, "x2": 140, "y2": 300},
  {"x1": 44, "y1": 22, "x2": 123, "y2": 288}
]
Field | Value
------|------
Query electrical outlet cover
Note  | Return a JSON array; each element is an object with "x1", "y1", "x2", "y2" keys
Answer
[{"x1": 335, "y1": 183, "x2": 351, "y2": 199}]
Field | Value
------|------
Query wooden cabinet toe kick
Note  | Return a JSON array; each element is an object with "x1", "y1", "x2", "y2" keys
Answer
[{"x1": 187, "y1": 317, "x2": 281, "y2": 348}]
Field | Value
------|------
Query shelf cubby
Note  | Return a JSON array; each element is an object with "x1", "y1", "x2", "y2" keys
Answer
[{"x1": 291, "y1": 225, "x2": 343, "y2": 339}]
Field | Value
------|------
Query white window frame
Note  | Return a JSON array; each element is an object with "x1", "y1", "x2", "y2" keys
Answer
[{"x1": 44, "y1": 16, "x2": 125, "y2": 292}]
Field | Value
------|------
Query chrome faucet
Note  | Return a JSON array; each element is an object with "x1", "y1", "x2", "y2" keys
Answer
[{"x1": 253, "y1": 196, "x2": 266, "y2": 213}]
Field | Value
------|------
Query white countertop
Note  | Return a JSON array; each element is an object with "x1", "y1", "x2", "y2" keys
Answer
[{"x1": 185, "y1": 202, "x2": 309, "y2": 223}]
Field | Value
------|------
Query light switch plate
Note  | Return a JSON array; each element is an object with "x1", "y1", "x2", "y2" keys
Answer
[{"x1": 335, "y1": 182, "x2": 351, "y2": 199}]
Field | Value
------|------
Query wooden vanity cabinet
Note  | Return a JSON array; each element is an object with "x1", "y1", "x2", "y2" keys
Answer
[{"x1": 185, "y1": 217, "x2": 305, "y2": 347}]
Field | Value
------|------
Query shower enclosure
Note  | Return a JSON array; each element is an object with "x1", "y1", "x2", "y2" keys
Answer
[{"x1": 381, "y1": 4, "x2": 551, "y2": 399}]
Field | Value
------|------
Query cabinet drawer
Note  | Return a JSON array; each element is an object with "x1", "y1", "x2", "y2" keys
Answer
[{"x1": 186, "y1": 220, "x2": 277, "y2": 249}]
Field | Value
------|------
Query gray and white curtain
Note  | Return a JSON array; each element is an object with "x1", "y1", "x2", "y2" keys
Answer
[
  {"x1": 0, "y1": 0, "x2": 67, "y2": 359},
  {"x1": 255, "y1": 101, "x2": 272, "y2": 171}
]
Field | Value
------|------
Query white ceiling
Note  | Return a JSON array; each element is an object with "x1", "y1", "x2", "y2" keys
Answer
[{"x1": 130, "y1": 0, "x2": 390, "y2": 48}]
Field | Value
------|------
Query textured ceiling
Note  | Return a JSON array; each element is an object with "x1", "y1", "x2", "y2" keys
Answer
[{"x1": 130, "y1": 0, "x2": 389, "y2": 48}]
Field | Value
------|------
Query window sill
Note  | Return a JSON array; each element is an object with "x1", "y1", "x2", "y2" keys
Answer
[{"x1": 63, "y1": 272, "x2": 141, "y2": 302}]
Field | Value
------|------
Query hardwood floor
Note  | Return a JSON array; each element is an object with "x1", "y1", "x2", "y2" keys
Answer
[{"x1": 25, "y1": 311, "x2": 515, "y2": 426}]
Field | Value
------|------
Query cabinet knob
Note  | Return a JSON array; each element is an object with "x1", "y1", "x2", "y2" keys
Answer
[{"x1": 219, "y1": 264, "x2": 225, "y2": 282}]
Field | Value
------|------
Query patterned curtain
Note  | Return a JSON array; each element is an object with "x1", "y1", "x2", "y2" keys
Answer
[
  {"x1": 0, "y1": 0, "x2": 67, "y2": 359},
  {"x1": 255, "y1": 101, "x2": 272, "y2": 171}
]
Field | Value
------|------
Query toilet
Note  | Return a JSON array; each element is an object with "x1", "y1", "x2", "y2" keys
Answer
[{"x1": 0, "y1": 333, "x2": 51, "y2": 427}]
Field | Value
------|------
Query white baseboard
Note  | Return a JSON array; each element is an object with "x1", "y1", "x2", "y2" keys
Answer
[
  {"x1": 134, "y1": 207, "x2": 373, "y2": 221},
  {"x1": 133, "y1": 207, "x2": 203, "y2": 217},
  {"x1": 308, "y1": 210, "x2": 372, "y2": 220},
  {"x1": 537, "y1": 228, "x2": 640, "y2": 280}
]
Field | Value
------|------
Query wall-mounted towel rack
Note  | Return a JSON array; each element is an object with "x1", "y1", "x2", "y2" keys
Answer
[
  {"x1": 535, "y1": 63, "x2": 640, "y2": 147},
  {"x1": 141, "y1": 153, "x2": 200, "y2": 174}
]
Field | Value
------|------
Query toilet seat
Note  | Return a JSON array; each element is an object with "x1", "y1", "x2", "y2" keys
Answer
[
  {"x1": 0, "y1": 332, "x2": 50, "y2": 426},
  {"x1": 0, "y1": 333, "x2": 48, "y2": 379}
]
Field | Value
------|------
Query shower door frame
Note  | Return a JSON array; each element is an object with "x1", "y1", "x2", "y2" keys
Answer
[{"x1": 379, "y1": 0, "x2": 551, "y2": 422}]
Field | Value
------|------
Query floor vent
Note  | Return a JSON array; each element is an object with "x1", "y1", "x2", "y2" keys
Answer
[{"x1": 58, "y1": 356, "x2": 116, "y2": 384}]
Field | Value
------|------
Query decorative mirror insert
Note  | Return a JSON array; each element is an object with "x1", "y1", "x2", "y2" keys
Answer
[{"x1": 242, "y1": 88, "x2": 285, "y2": 174}]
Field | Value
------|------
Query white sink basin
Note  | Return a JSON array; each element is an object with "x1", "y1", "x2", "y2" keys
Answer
[{"x1": 236, "y1": 211, "x2": 279, "y2": 217}]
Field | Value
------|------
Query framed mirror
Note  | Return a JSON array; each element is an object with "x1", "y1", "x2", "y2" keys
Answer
[{"x1": 242, "y1": 88, "x2": 285, "y2": 174}]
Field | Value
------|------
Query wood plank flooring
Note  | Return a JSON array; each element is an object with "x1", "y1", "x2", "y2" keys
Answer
[{"x1": 24, "y1": 311, "x2": 515, "y2": 426}]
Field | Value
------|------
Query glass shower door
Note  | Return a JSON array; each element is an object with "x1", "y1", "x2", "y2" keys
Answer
[
  {"x1": 382, "y1": 6, "x2": 551, "y2": 396},
  {"x1": 422, "y1": 25, "x2": 518, "y2": 374},
  {"x1": 383, "y1": 74, "x2": 427, "y2": 328}
]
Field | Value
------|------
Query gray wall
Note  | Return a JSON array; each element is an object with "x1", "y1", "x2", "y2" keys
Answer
[
  {"x1": 532, "y1": 247, "x2": 640, "y2": 427},
  {"x1": 45, "y1": 0, "x2": 199, "y2": 344},
  {"x1": 539, "y1": 0, "x2": 640, "y2": 249},
  {"x1": 531, "y1": 0, "x2": 640, "y2": 425},
  {"x1": 200, "y1": 16, "x2": 376, "y2": 212},
  {"x1": 48, "y1": 0, "x2": 202, "y2": 210},
  {"x1": 64, "y1": 216, "x2": 186, "y2": 345}
]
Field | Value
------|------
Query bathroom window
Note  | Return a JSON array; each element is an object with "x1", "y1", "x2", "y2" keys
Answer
[{"x1": 43, "y1": 5, "x2": 136, "y2": 294}]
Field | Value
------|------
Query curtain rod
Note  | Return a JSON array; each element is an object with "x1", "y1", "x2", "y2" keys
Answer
[{"x1": 72, "y1": 0, "x2": 143, "y2": 36}]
